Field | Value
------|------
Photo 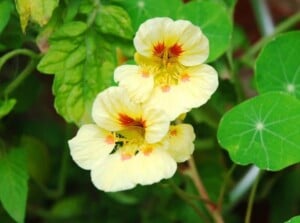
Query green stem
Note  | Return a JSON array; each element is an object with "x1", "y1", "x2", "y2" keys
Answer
[
  {"x1": 87, "y1": 0, "x2": 101, "y2": 27},
  {"x1": 169, "y1": 181, "x2": 211, "y2": 223},
  {"x1": 217, "y1": 164, "x2": 236, "y2": 208},
  {"x1": 3, "y1": 58, "x2": 39, "y2": 97},
  {"x1": 241, "y1": 11, "x2": 300, "y2": 66},
  {"x1": 226, "y1": 49, "x2": 245, "y2": 102},
  {"x1": 0, "y1": 49, "x2": 38, "y2": 71},
  {"x1": 244, "y1": 170, "x2": 262, "y2": 223},
  {"x1": 187, "y1": 156, "x2": 225, "y2": 223}
]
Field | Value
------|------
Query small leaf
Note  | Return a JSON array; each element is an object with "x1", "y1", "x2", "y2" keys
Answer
[
  {"x1": 15, "y1": 0, "x2": 59, "y2": 32},
  {"x1": 0, "y1": 0, "x2": 13, "y2": 34},
  {"x1": 256, "y1": 31, "x2": 300, "y2": 98},
  {"x1": 0, "y1": 98, "x2": 16, "y2": 119},
  {"x1": 95, "y1": 5, "x2": 133, "y2": 39},
  {"x1": 0, "y1": 148, "x2": 29, "y2": 223},
  {"x1": 285, "y1": 216, "x2": 300, "y2": 223},
  {"x1": 217, "y1": 92, "x2": 300, "y2": 171},
  {"x1": 38, "y1": 22, "x2": 116, "y2": 124}
]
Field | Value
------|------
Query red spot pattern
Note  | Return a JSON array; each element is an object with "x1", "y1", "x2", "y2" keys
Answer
[
  {"x1": 170, "y1": 129, "x2": 177, "y2": 136},
  {"x1": 181, "y1": 73, "x2": 190, "y2": 82},
  {"x1": 153, "y1": 42, "x2": 165, "y2": 56},
  {"x1": 161, "y1": 85, "x2": 171, "y2": 92},
  {"x1": 105, "y1": 135, "x2": 115, "y2": 144},
  {"x1": 118, "y1": 114, "x2": 145, "y2": 127},
  {"x1": 169, "y1": 43, "x2": 183, "y2": 57}
]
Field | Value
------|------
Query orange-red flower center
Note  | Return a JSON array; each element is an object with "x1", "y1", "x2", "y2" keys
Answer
[
  {"x1": 153, "y1": 42, "x2": 183, "y2": 58},
  {"x1": 119, "y1": 114, "x2": 145, "y2": 128}
]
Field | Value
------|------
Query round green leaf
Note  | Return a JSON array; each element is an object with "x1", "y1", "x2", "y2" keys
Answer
[
  {"x1": 285, "y1": 216, "x2": 300, "y2": 223},
  {"x1": 217, "y1": 92, "x2": 300, "y2": 171},
  {"x1": 177, "y1": 1, "x2": 232, "y2": 62},
  {"x1": 256, "y1": 31, "x2": 300, "y2": 98}
]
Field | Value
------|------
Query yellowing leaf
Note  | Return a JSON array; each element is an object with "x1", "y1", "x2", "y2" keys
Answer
[{"x1": 15, "y1": 0, "x2": 59, "y2": 32}]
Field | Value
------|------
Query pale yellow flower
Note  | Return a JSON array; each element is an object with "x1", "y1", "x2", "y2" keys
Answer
[
  {"x1": 115, "y1": 17, "x2": 218, "y2": 120},
  {"x1": 68, "y1": 87, "x2": 195, "y2": 192}
]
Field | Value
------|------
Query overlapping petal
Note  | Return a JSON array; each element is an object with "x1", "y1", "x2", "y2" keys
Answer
[
  {"x1": 92, "y1": 86, "x2": 142, "y2": 131},
  {"x1": 68, "y1": 124, "x2": 115, "y2": 170},
  {"x1": 114, "y1": 64, "x2": 154, "y2": 103},
  {"x1": 144, "y1": 64, "x2": 218, "y2": 120},
  {"x1": 91, "y1": 147, "x2": 176, "y2": 192},
  {"x1": 166, "y1": 124, "x2": 195, "y2": 162}
]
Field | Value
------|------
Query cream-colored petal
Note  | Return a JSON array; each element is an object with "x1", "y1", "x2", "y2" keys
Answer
[
  {"x1": 68, "y1": 124, "x2": 115, "y2": 170},
  {"x1": 114, "y1": 65, "x2": 154, "y2": 103},
  {"x1": 176, "y1": 64, "x2": 219, "y2": 109},
  {"x1": 92, "y1": 86, "x2": 142, "y2": 131},
  {"x1": 144, "y1": 86, "x2": 191, "y2": 121},
  {"x1": 129, "y1": 148, "x2": 177, "y2": 186},
  {"x1": 166, "y1": 124, "x2": 195, "y2": 162},
  {"x1": 91, "y1": 153, "x2": 136, "y2": 192},
  {"x1": 134, "y1": 17, "x2": 173, "y2": 57},
  {"x1": 142, "y1": 108, "x2": 170, "y2": 143},
  {"x1": 175, "y1": 20, "x2": 209, "y2": 66}
]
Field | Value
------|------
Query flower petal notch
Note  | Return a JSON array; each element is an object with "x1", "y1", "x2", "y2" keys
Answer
[
  {"x1": 115, "y1": 17, "x2": 218, "y2": 120},
  {"x1": 68, "y1": 87, "x2": 196, "y2": 192}
]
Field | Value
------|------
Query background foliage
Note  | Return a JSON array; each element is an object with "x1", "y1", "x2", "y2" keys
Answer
[{"x1": 0, "y1": 0, "x2": 300, "y2": 222}]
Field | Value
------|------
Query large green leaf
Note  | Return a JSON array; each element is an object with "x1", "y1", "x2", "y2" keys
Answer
[
  {"x1": 0, "y1": 0, "x2": 13, "y2": 34},
  {"x1": 95, "y1": 5, "x2": 133, "y2": 39},
  {"x1": 0, "y1": 148, "x2": 29, "y2": 223},
  {"x1": 38, "y1": 21, "x2": 116, "y2": 124},
  {"x1": 255, "y1": 31, "x2": 300, "y2": 98},
  {"x1": 285, "y1": 216, "x2": 300, "y2": 223},
  {"x1": 120, "y1": 0, "x2": 232, "y2": 62},
  {"x1": 217, "y1": 92, "x2": 300, "y2": 171}
]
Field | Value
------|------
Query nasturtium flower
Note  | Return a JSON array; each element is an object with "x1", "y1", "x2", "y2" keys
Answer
[
  {"x1": 68, "y1": 87, "x2": 195, "y2": 192},
  {"x1": 114, "y1": 17, "x2": 218, "y2": 120}
]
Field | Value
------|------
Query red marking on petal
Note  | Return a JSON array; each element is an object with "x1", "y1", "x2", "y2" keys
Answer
[
  {"x1": 170, "y1": 129, "x2": 177, "y2": 136},
  {"x1": 181, "y1": 73, "x2": 190, "y2": 82},
  {"x1": 143, "y1": 146, "x2": 153, "y2": 156},
  {"x1": 153, "y1": 42, "x2": 165, "y2": 56},
  {"x1": 161, "y1": 85, "x2": 171, "y2": 92},
  {"x1": 141, "y1": 69, "x2": 150, "y2": 78},
  {"x1": 121, "y1": 153, "x2": 132, "y2": 161},
  {"x1": 118, "y1": 114, "x2": 145, "y2": 127},
  {"x1": 105, "y1": 135, "x2": 115, "y2": 144},
  {"x1": 169, "y1": 43, "x2": 183, "y2": 57}
]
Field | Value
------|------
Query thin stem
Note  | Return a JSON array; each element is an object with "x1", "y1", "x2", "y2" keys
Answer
[
  {"x1": 169, "y1": 181, "x2": 211, "y2": 223},
  {"x1": 241, "y1": 11, "x2": 300, "y2": 65},
  {"x1": 187, "y1": 156, "x2": 224, "y2": 223},
  {"x1": 217, "y1": 164, "x2": 237, "y2": 208},
  {"x1": 87, "y1": 0, "x2": 101, "y2": 27},
  {"x1": 3, "y1": 58, "x2": 39, "y2": 97},
  {"x1": 244, "y1": 170, "x2": 262, "y2": 223},
  {"x1": 0, "y1": 49, "x2": 37, "y2": 71},
  {"x1": 226, "y1": 49, "x2": 244, "y2": 102}
]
